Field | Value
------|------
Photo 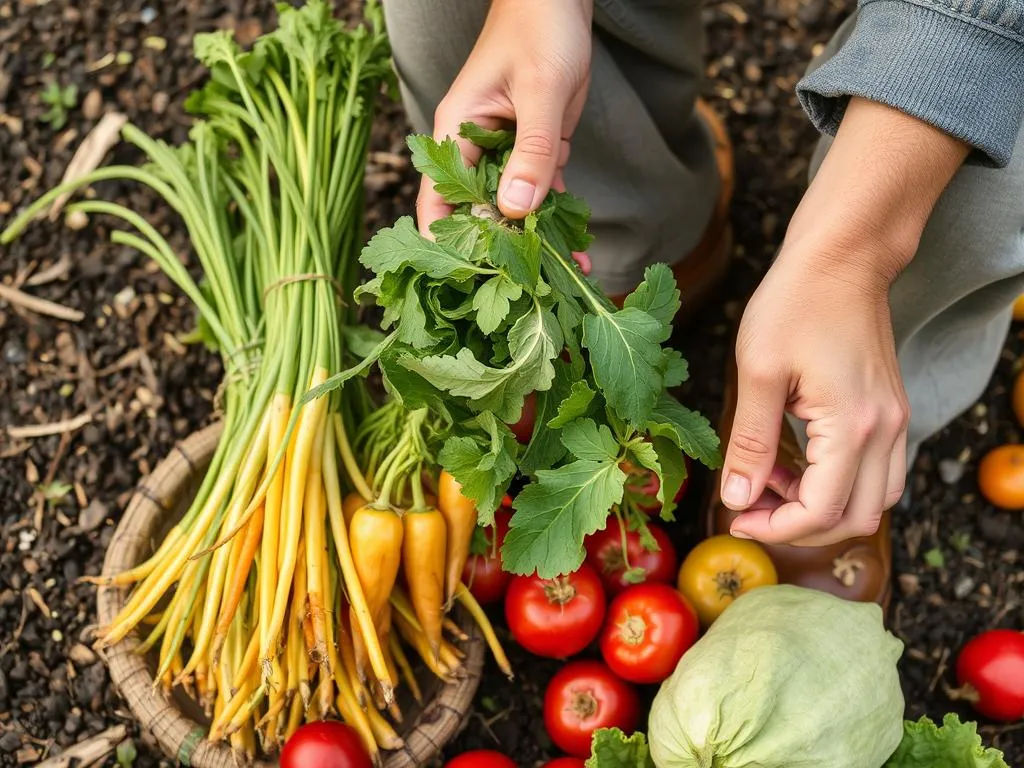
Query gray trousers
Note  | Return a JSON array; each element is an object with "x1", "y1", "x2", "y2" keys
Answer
[{"x1": 383, "y1": 1, "x2": 1024, "y2": 461}]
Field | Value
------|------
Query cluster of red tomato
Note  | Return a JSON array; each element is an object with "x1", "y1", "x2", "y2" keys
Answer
[
  {"x1": 277, "y1": 461, "x2": 783, "y2": 768},
  {"x1": 444, "y1": 464, "x2": 780, "y2": 767}
]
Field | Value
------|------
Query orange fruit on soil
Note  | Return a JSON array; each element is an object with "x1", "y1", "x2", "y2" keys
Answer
[
  {"x1": 1013, "y1": 294, "x2": 1024, "y2": 321},
  {"x1": 977, "y1": 445, "x2": 1024, "y2": 509}
]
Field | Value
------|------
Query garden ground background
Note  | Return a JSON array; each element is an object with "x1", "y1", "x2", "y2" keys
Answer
[{"x1": 1, "y1": 0, "x2": 1023, "y2": 764}]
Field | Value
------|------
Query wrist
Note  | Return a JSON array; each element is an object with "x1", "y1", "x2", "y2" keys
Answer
[{"x1": 784, "y1": 97, "x2": 969, "y2": 287}]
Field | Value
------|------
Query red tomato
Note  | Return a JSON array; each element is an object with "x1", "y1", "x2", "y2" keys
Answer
[
  {"x1": 956, "y1": 629, "x2": 1024, "y2": 721},
  {"x1": 280, "y1": 721, "x2": 372, "y2": 768},
  {"x1": 463, "y1": 509, "x2": 513, "y2": 605},
  {"x1": 444, "y1": 751, "x2": 517, "y2": 768},
  {"x1": 584, "y1": 519, "x2": 678, "y2": 596},
  {"x1": 543, "y1": 660, "x2": 640, "y2": 758},
  {"x1": 505, "y1": 564, "x2": 607, "y2": 658},
  {"x1": 544, "y1": 759, "x2": 587, "y2": 768},
  {"x1": 599, "y1": 583, "x2": 699, "y2": 684},
  {"x1": 508, "y1": 392, "x2": 537, "y2": 444}
]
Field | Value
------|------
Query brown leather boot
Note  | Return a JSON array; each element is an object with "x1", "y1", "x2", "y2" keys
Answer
[
  {"x1": 704, "y1": 327, "x2": 894, "y2": 611},
  {"x1": 611, "y1": 98, "x2": 734, "y2": 319}
]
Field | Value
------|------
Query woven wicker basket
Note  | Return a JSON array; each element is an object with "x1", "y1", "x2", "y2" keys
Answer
[{"x1": 97, "y1": 423, "x2": 485, "y2": 767}]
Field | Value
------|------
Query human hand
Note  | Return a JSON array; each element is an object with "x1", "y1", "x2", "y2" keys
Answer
[
  {"x1": 720, "y1": 97, "x2": 969, "y2": 546},
  {"x1": 721, "y1": 243, "x2": 910, "y2": 547},
  {"x1": 415, "y1": 0, "x2": 593, "y2": 235}
]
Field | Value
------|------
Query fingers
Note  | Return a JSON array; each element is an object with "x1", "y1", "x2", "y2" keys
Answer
[
  {"x1": 720, "y1": 358, "x2": 788, "y2": 513},
  {"x1": 732, "y1": 400, "x2": 909, "y2": 546},
  {"x1": 731, "y1": 431, "x2": 861, "y2": 542},
  {"x1": 497, "y1": 91, "x2": 567, "y2": 219},
  {"x1": 884, "y1": 430, "x2": 908, "y2": 510}
]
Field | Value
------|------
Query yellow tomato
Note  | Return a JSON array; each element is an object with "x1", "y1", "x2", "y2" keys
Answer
[
  {"x1": 1013, "y1": 294, "x2": 1024, "y2": 321},
  {"x1": 677, "y1": 535, "x2": 778, "y2": 627}
]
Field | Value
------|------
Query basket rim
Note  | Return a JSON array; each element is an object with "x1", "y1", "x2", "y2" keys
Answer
[{"x1": 97, "y1": 421, "x2": 486, "y2": 768}]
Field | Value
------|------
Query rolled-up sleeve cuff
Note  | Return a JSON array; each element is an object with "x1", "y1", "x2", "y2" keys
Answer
[{"x1": 796, "y1": 0, "x2": 1024, "y2": 167}]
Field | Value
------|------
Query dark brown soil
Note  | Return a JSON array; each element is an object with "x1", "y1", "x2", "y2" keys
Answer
[{"x1": 0, "y1": 0, "x2": 1021, "y2": 765}]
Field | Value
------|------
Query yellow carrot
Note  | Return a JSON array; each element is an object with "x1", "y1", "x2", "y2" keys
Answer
[{"x1": 437, "y1": 471, "x2": 478, "y2": 605}]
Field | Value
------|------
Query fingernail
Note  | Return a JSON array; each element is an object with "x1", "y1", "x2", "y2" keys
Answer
[
  {"x1": 501, "y1": 178, "x2": 536, "y2": 211},
  {"x1": 730, "y1": 529, "x2": 752, "y2": 540},
  {"x1": 722, "y1": 472, "x2": 750, "y2": 507}
]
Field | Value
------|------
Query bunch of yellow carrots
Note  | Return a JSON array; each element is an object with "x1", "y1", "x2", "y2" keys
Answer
[{"x1": 1, "y1": 2, "x2": 509, "y2": 763}]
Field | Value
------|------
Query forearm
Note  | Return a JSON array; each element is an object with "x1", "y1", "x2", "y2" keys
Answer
[{"x1": 784, "y1": 96, "x2": 970, "y2": 286}]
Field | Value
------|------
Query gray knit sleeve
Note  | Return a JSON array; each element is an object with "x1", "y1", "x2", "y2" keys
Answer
[{"x1": 796, "y1": 0, "x2": 1024, "y2": 167}]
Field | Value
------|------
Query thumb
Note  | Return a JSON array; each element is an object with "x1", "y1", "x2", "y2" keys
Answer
[
  {"x1": 721, "y1": 365, "x2": 788, "y2": 511},
  {"x1": 498, "y1": 99, "x2": 566, "y2": 219}
]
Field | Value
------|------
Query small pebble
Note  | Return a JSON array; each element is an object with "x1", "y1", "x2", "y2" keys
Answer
[
  {"x1": 938, "y1": 458, "x2": 964, "y2": 485},
  {"x1": 68, "y1": 643, "x2": 98, "y2": 667},
  {"x1": 65, "y1": 210, "x2": 89, "y2": 231},
  {"x1": 139, "y1": 6, "x2": 157, "y2": 23},
  {"x1": 2, "y1": 339, "x2": 26, "y2": 365},
  {"x1": 81, "y1": 89, "x2": 102, "y2": 121},
  {"x1": 151, "y1": 91, "x2": 169, "y2": 114},
  {"x1": 954, "y1": 576, "x2": 975, "y2": 599}
]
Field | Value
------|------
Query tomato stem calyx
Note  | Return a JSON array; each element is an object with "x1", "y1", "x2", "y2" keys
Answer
[
  {"x1": 571, "y1": 690, "x2": 599, "y2": 720},
  {"x1": 618, "y1": 614, "x2": 648, "y2": 646},
  {"x1": 714, "y1": 569, "x2": 743, "y2": 599},
  {"x1": 544, "y1": 577, "x2": 578, "y2": 606}
]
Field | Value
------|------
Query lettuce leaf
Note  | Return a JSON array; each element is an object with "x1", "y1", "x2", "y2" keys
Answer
[
  {"x1": 586, "y1": 728, "x2": 654, "y2": 768},
  {"x1": 883, "y1": 714, "x2": 1008, "y2": 768}
]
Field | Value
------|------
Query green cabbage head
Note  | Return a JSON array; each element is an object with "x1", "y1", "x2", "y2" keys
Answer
[{"x1": 648, "y1": 584, "x2": 905, "y2": 768}]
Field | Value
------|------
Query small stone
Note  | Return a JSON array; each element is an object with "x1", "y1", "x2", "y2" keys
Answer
[
  {"x1": 139, "y1": 6, "x2": 157, "y2": 23},
  {"x1": 63, "y1": 709, "x2": 82, "y2": 735},
  {"x1": 898, "y1": 573, "x2": 921, "y2": 596},
  {"x1": 938, "y1": 458, "x2": 964, "y2": 485},
  {"x1": 65, "y1": 210, "x2": 88, "y2": 231},
  {"x1": 68, "y1": 643, "x2": 97, "y2": 667},
  {"x1": 81, "y1": 89, "x2": 102, "y2": 121},
  {"x1": 2, "y1": 339, "x2": 26, "y2": 365},
  {"x1": 113, "y1": 285, "x2": 136, "y2": 310},
  {"x1": 78, "y1": 500, "x2": 107, "y2": 532},
  {"x1": 954, "y1": 576, "x2": 975, "y2": 599},
  {"x1": 151, "y1": 91, "x2": 169, "y2": 115}
]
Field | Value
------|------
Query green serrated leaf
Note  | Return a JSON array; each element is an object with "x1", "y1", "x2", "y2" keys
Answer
[
  {"x1": 662, "y1": 348, "x2": 689, "y2": 387},
  {"x1": 548, "y1": 381, "x2": 596, "y2": 429},
  {"x1": 473, "y1": 276, "x2": 522, "y2": 334},
  {"x1": 398, "y1": 306, "x2": 561, "y2": 422},
  {"x1": 430, "y1": 214, "x2": 489, "y2": 261},
  {"x1": 485, "y1": 220, "x2": 541, "y2": 291},
  {"x1": 519, "y1": 360, "x2": 574, "y2": 475},
  {"x1": 623, "y1": 263, "x2": 680, "y2": 333},
  {"x1": 647, "y1": 393, "x2": 723, "y2": 469},
  {"x1": 360, "y1": 216, "x2": 483, "y2": 281},
  {"x1": 883, "y1": 714, "x2": 1008, "y2": 768},
  {"x1": 536, "y1": 189, "x2": 594, "y2": 254},
  {"x1": 397, "y1": 276, "x2": 439, "y2": 349},
  {"x1": 586, "y1": 728, "x2": 654, "y2": 768},
  {"x1": 438, "y1": 422, "x2": 516, "y2": 526},
  {"x1": 651, "y1": 436, "x2": 686, "y2": 521},
  {"x1": 407, "y1": 134, "x2": 487, "y2": 204},
  {"x1": 561, "y1": 418, "x2": 620, "y2": 462},
  {"x1": 459, "y1": 121, "x2": 515, "y2": 151},
  {"x1": 584, "y1": 307, "x2": 669, "y2": 427},
  {"x1": 503, "y1": 459, "x2": 627, "y2": 577}
]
